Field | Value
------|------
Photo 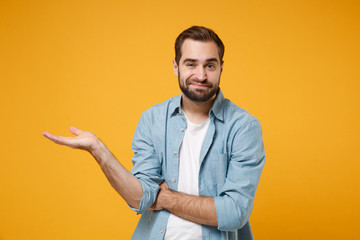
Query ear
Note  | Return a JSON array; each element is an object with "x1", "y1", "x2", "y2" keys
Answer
[
  {"x1": 172, "y1": 59, "x2": 179, "y2": 76},
  {"x1": 220, "y1": 60, "x2": 224, "y2": 73}
]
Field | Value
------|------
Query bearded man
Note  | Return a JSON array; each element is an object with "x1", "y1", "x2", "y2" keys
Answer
[{"x1": 42, "y1": 26, "x2": 265, "y2": 240}]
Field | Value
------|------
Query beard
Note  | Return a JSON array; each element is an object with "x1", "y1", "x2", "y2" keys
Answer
[{"x1": 178, "y1": 73, "x2": 220, "y2": 102}]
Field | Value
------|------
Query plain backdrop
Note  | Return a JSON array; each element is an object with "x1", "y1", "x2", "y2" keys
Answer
[{"x1": 1, "y1": 0, "x2": 359, "y2": 239}]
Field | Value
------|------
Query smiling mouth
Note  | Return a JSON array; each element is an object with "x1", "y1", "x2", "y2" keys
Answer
[
  {"x1": 189, "y1": 82, "x2": 211, "y2": 88},
  {"x1": 191, "y1": 83, "x2": 207, "y2": 88}
]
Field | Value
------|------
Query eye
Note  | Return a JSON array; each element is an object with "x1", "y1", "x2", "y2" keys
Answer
[
  {"x1": 186, "y1": 63, "x2": 195, "y2": 67},
  {"x1": 207, "y1": 64, "x2": 215, "y2": 69}
]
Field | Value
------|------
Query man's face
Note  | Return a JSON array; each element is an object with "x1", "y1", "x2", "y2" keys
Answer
[{"x1": 173, "y1": 39, "x2": 223, "y2": 102}]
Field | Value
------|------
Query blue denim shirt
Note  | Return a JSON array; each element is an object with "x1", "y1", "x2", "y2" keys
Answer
[{"x1": 130, "y1": 90, "x2": 265, "y2": 240}]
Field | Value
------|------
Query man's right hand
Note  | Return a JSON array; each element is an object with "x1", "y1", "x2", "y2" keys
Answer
[
  {"x1": 41, "y1": 126, "x2": 143, "y2": 209},
  {"x1": 42, "y1": 126, "x2": 100, "y2": 152}
]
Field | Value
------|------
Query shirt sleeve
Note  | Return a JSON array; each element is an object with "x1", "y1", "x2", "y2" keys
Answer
[
  {"x1": 214, "y1": 119, "x2": 265, "y2": 231},
  {"x1": 129, "y1": 110, "x2": 164, "y2": 214}
]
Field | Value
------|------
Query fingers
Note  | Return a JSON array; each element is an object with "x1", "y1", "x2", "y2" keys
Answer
[
  {"x1": 41, "y1": 131, "x2": 60, "y2": 142},
  {"x1": 160, "y1": 181, "x2": 170, "y2": 190},
  {"x1": 148, "y1": 202, "x2": 161, "y2": 211},
  {"x1": 41, "y1": 127, "x2": 83, "y2": 143},
  {"x1": 42, "y1": 127, "x2": 96, "y2": 150},
  {"x1": 41, "y1": 131, "x2": 78, "y2": 147},
  {"x1": 42, "y1": 131, "x2": 59, "y2": 143},
  {"x1": 42, "y1": 131, "x2": 65, "y2": 144},
  {"x1": 41, "y1": 131, "x2": 51, "y2": 138}
]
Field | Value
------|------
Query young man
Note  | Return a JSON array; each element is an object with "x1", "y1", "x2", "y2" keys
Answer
[{"x1": 42, "y1": 26, "x2": 265, "y2": 240}]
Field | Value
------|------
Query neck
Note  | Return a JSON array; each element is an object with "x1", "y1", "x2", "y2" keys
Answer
[{"x1": 181, "y1": 94, "x2": 216, "y2": 124}]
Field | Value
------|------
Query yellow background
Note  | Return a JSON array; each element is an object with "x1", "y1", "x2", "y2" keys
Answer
[{"x1": 1, "y1": 0, "x2": 359, "y2": 239}]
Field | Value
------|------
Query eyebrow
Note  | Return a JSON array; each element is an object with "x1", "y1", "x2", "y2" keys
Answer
[
  {"x1": 206, "y1": 58, "x2": 219, "y2": 63},
  {"x1": 183, "y1": 58, "x2": 219, "y2": 63}
]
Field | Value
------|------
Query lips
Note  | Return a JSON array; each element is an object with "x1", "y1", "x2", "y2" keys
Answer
[
  {"x1": 187, "y1": 80, "x2": 212, "y2": 88},
  {"x1": 191, "y1": 83, "x2": 208, "y2": 88}
]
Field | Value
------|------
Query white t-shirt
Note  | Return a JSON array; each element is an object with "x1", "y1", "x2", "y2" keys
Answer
[{"x1": 164, "y1": 114, "x2": 210, "y2": 240}]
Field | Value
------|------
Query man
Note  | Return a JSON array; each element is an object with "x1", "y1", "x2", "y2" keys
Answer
[{"x1": 42, "y1": 26, "x2": 265, "y2": 240}]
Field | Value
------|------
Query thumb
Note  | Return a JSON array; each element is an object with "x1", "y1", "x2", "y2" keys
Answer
[{"x1": 69, "y1": 126, "x2": 83, "y2": 136}]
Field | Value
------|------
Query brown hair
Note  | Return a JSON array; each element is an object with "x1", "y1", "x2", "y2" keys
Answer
[{"x1": 175, "y1": 26, "x2": 225, "y2": 64}]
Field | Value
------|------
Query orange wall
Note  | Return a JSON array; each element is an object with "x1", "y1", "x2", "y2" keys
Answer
[{"x1": 1, "y1": 0, "x2": 359, "y2": 239}]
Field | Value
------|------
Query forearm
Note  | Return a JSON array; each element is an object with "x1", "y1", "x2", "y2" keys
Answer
[
  {"x1": 42, "y1": 127, "x2": 143, "y2": 209},
  {"x1": 90, "y1": 140, "x2": 142, "y2": 209},
  {"x1": 159, "y1": 187, "x2": 218, "y2": 226}
]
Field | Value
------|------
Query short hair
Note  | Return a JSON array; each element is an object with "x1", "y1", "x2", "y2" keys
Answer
[{"x1": 175, "y1": 26, "x2": 225, "y2": 64}]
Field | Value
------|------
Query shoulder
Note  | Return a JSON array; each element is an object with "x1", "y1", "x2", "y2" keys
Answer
[
  {"x1": 222, "y1": 98, "x2": 260, "y2": 129},
  {"x1": 140, "y1": 95, "x2": 180, "y2": 122},
  {"x1": 221, "y1": 99, "x2": 264, "y2": 155},
  {"x1": 133, "y1": 95, "x2": 179, "y2": 140}
]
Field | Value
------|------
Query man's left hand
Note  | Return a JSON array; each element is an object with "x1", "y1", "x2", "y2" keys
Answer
[
  {"x1": 148, "y1": 181, "x2": 218, "y2": 226},
  {"x1": 148, "y1": 181, "x2": 170, "y2": 211}
]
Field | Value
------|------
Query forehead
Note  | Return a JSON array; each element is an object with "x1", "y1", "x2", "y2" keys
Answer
[{"x1": 180, "y1": 39, "x2": 220, "y2": 62}]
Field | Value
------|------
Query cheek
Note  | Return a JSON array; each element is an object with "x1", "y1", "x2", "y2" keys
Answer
[
  {"x1": 179, "y1": 69, "x2": 193, "y2": 79},
  {"x1": 209, "y1": 72, "x2": 221, "y2": 80}
]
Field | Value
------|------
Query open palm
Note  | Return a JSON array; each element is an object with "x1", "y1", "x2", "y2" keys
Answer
[{"x1": 42, "y1": 126, "x2": 99, "y2": 151}]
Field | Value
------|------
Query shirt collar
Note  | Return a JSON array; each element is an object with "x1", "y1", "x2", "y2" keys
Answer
[
  {"x1": 170, "y1": 89, "x2": 225, "y2": 122},
  {"x1": 210, "y1": 89, "x2": 225, "y2": 121},
  {"x1": 170, "y1": 94, "x2": 182, "y2": 117}
]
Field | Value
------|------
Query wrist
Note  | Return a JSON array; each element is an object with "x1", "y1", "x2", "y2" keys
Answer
[
  {"x1": 89, "y1": 138, "x2": 107, "y2": 163},
  {"x1": 161, "y1": 188, "x2": 176, "y2": 210}
]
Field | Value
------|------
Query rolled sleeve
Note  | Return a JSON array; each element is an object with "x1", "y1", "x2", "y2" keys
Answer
[
  {"x1": 128, "y1": 178, "x2": 160, "y2": 214},
  {"x1": 215, "y1": 119, "x2": 265, "y2": 231},
  {"x1": 129, "y1": 111, "x2": 164, "y2": 214}
]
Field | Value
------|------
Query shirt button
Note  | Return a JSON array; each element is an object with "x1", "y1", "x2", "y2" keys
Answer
[
  {"x1": 180, "y1": 128, "x2": 184, "y2": 132},
  {"x1": 172, "y1": 178, "x2": 176, "y2": 182},
  {"x1": 173, "y1": 151, "x2": 177, "y2": 155},
  {"x1": 160, "y1": 228, "x2": 164, "y2": 233}
]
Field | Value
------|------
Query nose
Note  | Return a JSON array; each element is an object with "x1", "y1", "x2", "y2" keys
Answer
[{"x1": 194, "y1": 66, "x2": 207, "y2": 81}]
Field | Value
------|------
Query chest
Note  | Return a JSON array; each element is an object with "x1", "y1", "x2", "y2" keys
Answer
[{"x1": 151, "y1": 115, "x2": 230, "y2": 196}]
